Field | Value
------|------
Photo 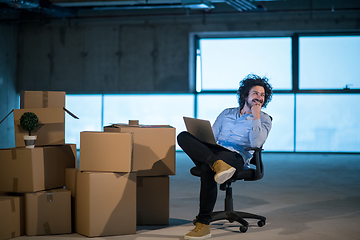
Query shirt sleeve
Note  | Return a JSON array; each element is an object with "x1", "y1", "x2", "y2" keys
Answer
[
  {"x1": 249, "y1": 112, "x2": 272, "y2": 148},
  {"x1": 212, "y1": 109, "x2": 227, "y2": 142}
]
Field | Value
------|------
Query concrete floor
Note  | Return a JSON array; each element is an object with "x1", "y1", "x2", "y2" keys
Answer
[{"x1": 15, "y1": 151, "x2": 360, "y2": 240}]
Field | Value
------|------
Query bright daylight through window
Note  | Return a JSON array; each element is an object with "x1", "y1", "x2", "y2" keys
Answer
[{"x1": 196, "y1": 35, "x2": 360, "y2": 152}]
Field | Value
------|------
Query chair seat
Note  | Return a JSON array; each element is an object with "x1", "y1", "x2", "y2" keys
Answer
[{"x1": 190, "y1": 166, "x2": 256, "y2": 182}]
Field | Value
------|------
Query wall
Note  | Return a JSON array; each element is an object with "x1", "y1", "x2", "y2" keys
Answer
[
  {"x1": 15, "y1": 10, "x2": 360, "y2": 94},
  {"x1": 0, "y1": 24, "x2": 18, "y2": 149},
  {"x1": 16, "y1": 22, "x2": 190, "y2": 93}
]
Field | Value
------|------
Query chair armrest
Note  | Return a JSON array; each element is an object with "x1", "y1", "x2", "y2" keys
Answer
[{"x1": 245, "y1": 147, "x2": 263, "y2": 151}]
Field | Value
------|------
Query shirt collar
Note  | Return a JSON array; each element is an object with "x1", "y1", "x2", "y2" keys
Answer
[{"x1": 236, "y1": 107, "x2": 241, "y2": 118}]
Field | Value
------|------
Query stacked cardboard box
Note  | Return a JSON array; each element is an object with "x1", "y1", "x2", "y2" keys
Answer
[
  {"x1": 0, "y1": 91, "x2": 78, "y2": 239},
  {"x1": 68, "y1": 131, "x2": 137, "y2": 237},
  {"x1": 65, "y1": 121, "x2": 175, "y2": 237},
  {"x1": 104, "y1": 121, "x2": 175, "y2": 226},
  {"x1": 0, "y1": 91, "x2": 79, "y2": 148},
  {"x1": 0, "y1": 196, "x2": 24, "y2": 240}
]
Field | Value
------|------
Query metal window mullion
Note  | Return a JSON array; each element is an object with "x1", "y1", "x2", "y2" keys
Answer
[
  {"x1": 194, "y1": 92, "x2": 198, "y2": 119},
  {"x1": 292, "y1": 34, "x2": 299, "y2": 152},
  {"x1": 292, "y1": 34, "x2": 299, "y2": 93},
  {"x1": 101, "y1": 94, "x2": 104, "y2": 129}
]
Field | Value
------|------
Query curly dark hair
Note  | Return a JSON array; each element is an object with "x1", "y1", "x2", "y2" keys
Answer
[{"x1": 237, "y1": 74, "x2": 273, "y2": 110}]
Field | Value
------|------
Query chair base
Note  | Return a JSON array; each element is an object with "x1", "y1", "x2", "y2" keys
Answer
[
  {"x1": 212, "y1": 210, "x2": 266, "y2": 232},
  {"x1": 193, "y1": 211, "x2": 266, "y2": 233},
  {"x1": 193, "y1": 184, "x2": 266, "y2": 233}
]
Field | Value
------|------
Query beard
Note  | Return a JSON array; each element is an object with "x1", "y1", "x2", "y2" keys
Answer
[{"x1": 246, "y1": 98, "x2": 264, "y2": 108}]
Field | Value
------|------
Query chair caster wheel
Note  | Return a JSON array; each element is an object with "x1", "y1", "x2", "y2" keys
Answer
[
  {"x1": 257, "y1": 220, "x2": 266, "y2": 227},
  {"x1": 240, "y1": 225, "x2": 248, "y2": 233}
]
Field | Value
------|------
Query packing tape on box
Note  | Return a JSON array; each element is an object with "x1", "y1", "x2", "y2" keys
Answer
[
  {"x1": 131, "y1": 133, "x2": 134, "y2": 170},
  {"x1": 42, "y1": 91, "x2": 49, "y2": 108},
  {"x1": 11, "y1": 198, "x2": 16, "y2": 212},
  {"x1": 47, "y1": 192, "x2": 53, "y2": 202},
  {"x1": 43, "y1": 222, "x2": 52, "y2": 235},
  {"x1": 129, "y1": 120, "x2": 139, "y2": 125},
  {"x1": 11, "y1": 148, "x2": 17, "y2": 160},
  {"x1": 13, "y1": 178, "x2": 18, "y2": 192}
]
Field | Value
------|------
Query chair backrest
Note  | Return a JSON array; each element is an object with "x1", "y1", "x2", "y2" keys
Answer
[
  {"x1": 243, "y1": 113, "x2": 272, "y2": 181},
  {"x1": 243, "y1": 147, "x2": 264, "y2": 181}
]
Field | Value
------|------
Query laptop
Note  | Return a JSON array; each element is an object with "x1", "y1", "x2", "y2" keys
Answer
[{"x1": 183, "y1": 116, "x2": 217, "y2": 145}]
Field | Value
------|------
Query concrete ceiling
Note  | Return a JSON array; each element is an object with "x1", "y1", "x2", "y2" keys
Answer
[{"x1": 1, "y1": 0, "x2": 360, "y2": 21}]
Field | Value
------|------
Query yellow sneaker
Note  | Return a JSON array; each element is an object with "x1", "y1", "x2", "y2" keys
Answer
[
  {"x1": 184, "y1": 222, "x2": 211, "y2": 239},
  {"x1": 212, "y1": 160, "x2": 236, "y2": 184}
]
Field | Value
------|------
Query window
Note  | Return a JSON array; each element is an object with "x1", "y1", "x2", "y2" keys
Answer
[
  {"x1": 195, "y1": 34, "x2": 360, "y2": 152},
  {"x1": 197, "y1": 94, "x2": 238, "y2": 124},
  {"x1": 299, "y1": 36, "x2": 360, "y2": 89},
  {"x1": 262, "y1": 94, "x2": 294, "y2": 151},
  {"x1": 65, "y1": 95, "x2": 102, "y2": 148},
  {"x1": 296, "y1": 94, "x2": 360, "y2": 152},
  {"x1": 65, "y1": 94, "x2": 194, "y2": 150},
  {"x1": 199, "y1": 37, "x2": 292, "y2": 91},
  {"x1": 103, "y1": 94, "x2": 194, "y2": 149}
]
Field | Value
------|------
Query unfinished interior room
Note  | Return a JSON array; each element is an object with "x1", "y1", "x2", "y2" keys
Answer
[{"x1": 1, "y1": 0, "x2": 360, "y2": 240}]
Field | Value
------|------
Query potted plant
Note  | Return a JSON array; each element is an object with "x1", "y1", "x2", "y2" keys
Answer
[{"x1": 20, "y1": 112, "x2": 39, "y2": 148}]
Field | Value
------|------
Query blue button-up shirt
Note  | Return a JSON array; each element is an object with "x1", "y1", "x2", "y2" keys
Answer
[{"x1": 212, "y1": 107, "x2": 272, "y2": 169}]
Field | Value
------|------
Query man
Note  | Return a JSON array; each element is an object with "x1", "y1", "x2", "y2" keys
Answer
[{"x1": 177, "y1": 74, "x2": 273, "y2": 240}]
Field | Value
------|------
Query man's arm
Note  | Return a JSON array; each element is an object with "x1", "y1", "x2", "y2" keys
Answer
[
  {"x1": 212, "y1": 109, "x2": 227, "y2": 142},
  {"x1": 251, "y1": 99, "x2": 262, "y2": 120},
  {"x1": 249, "y1": 112, "x2": 272, "y2": 148}
]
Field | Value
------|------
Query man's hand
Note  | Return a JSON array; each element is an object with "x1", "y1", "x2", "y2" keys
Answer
[{"x1": 251, "y1": 99, "x2": 262, "y2": 120}]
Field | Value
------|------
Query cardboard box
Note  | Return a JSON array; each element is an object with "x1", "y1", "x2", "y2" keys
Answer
[
  {"x1": 0, "y1": 196, "x2": 23, "y2": 240},
  {"x1": 0, "y1": 107, "x2": 78, "y2": 148},
  {"x1": 25, "y1": 188, "x2": 71, "y2": 236},
  {"x1": 79, "y1": 131, "x2": 133, "y2": 172},
  {"x1": 76, "y1": 171, "x2": 136, "y2": 237},
  {"x1": 20, "y1": 91, "x2": 65, "y2": 109},
  {"x1": 0, "y1": 144, "x2": 77, "y2": 193},
  {"x1": 104, "y1": 123, "x2": 176, "y2": 176},
  {"x1": 65, "y1": 168, "x2": 78, "y2": 233},
  {"x1": 137, "y1": 176, "x2": 169, "y2": 225}
]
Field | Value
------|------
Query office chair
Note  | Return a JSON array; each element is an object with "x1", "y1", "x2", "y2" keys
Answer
[{"x1": 190, "y1": 147, "x2": 266, "y2": 233}]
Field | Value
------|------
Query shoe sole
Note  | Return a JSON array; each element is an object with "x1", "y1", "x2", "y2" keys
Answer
[
  {"x1": 184, "y1": 233, "x2": 212, "y2": 239},
  {"x1": 214, "y1": 167, "x2": 236, "y2": 184}
]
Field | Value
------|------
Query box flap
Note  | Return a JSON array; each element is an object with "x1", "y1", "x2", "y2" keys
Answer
[
  {"x1": 63, "y1": 107, "x2": 79, "y2": 119},
  {"x1": 0, "y1": 110, "x2": 14, "y2": 125},
  {"x1": 1, "y1": 107, "x2": 78, "y2": 126}
]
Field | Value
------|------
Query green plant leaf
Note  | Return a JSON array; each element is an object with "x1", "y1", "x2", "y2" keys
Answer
[{"x1": 20, "y1": 112, "x2": 39, "y2": 136}]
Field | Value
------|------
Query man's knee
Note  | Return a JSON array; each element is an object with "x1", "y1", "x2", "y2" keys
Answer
[{"x1": 177, "y1": 131, "x2": 190, "y2": 145}]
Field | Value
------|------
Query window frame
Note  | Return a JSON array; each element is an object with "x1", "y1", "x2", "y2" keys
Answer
[{"x1": 192, "y1": 31, "x2": 360, "y2": 153}]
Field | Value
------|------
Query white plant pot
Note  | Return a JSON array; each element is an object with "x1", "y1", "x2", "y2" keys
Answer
[{"x1": 24, "y1": 135, "x2": 37, "y2": 148}]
